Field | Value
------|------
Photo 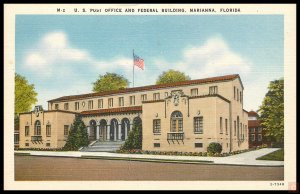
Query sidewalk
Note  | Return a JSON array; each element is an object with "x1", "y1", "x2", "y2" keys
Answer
[{"x1": 14, "y1": 148, "x2": 284, "y2": 167}]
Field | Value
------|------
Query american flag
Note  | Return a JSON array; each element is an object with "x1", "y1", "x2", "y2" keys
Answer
[{"x1": 133, "y1": 54, "x2": 144, "y2": 70}]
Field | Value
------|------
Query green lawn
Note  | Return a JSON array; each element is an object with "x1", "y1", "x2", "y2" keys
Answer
[{"x1": 257, "y1": 149, "x2": 284, "y2": 161}]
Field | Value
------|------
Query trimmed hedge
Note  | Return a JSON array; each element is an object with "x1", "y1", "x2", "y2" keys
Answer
[{"x1": 207, "y1": 142, "x2": 222, "y2": 154}]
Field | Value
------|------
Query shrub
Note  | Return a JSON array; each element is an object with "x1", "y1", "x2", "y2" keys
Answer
[
  {"x1": 120, "y1": 121, "x2": 142, "y2": 150},
  {"x1": 207, "y1": 142, "x2": 222, "y2": 154}
]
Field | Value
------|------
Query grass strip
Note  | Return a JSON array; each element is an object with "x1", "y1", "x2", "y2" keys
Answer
[
  {"x1": 256, "y1": 149, "x2": 284, "y2": 161},
  {"x1": 14, "y1": 152, "x2": 31, "y2": 156}
]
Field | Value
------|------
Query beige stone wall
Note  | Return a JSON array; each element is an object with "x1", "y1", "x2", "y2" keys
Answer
[
  {"x1": 19, "y1": 111, "x2": 76, "y2": 149},
  {"x1": 142, "y1": 95, "x2": 233, "y2": 153}
]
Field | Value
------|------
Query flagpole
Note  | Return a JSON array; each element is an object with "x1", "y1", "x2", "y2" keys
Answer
[{"x1": 132, "y1": 49, "x2": 135, "y2": 88}]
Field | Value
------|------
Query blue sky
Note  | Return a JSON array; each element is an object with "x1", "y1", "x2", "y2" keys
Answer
[{"x1": 16, "y1": 15, "x2": 283, "y2": 111}]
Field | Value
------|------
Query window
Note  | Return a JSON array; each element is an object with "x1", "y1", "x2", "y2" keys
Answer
[
  {"x1": 245, "y1": 125, "x2": 247, "y2": 137},
  {"x1": 240, "y1": 123, "x2": 242, "y2": 139},
  {"x1": 64, "y1": 125, "x2": 69, "y2": 136},
  {"x1": 34, "y1": 120, "x2": 41, "y2": 136},
  {"x1": 25, "y1": 126, "x2": 29, "y2": 136},
  {"x1": 75, "y1": 102, "x2": 80, "y2": 110},
  {"x1": 191, "y1": 88, "x2": 198, "y2": 96},
  {"x1": 225, "y1": 119, "x2": 228, "y2": 135},
  {"x1": 25, "y1": 143, "x2": 29, "y2": 147},
  {"x1": 55, "y1": 104, "x2": 59, "y2": 110},
  {"x1": 194, "y1": 117, "x2": 203, "y2": 133},
  {"x1": 153, "y1": 119, "x2": 161, "y2": 133},
  {"x1": 258, "y1": 134, "x2": 262, "y2": 141},
  {"x1": 165, "y1": 92, "x2": 168, "y2": 97},
  {"x1": 14, "y1": 134, "x2": 19, "y2": 144},
  {"x1": 154, "y1": 143, "x2": 160, "y2": 148},
  {"x1": 240, "y1": 91, "x2": 242, "y2": 103},
  {"x1": 237, "y1": 89, "x2": 239, "y2": 101},
  {"x1": 88, "y1": 100, "x2": 93, "y2": 110},
  {"x1": 153, "y1": 93, "x2": 160, "y2": 100},
  {"x1": 46, "y1": 125, "x2": 51, "y2": 137},
  {"x1": 209, "y1": 86, "x2": 218, "y2": 94},
  {"x1": 195, "y1": 143, "x2": 203, "y2": 148},
  {"x1": 234, "y1": 121, "x2": 236, "y2": 136},
  {"x1": 64, "y1": 103, "x2": 69, "y2": 110},
  {"x1": 46, "y1": 143, "x2": 51, "y2": 147},
  {"x1": 234, "y1": 86, "x2": 236, "y2": 99},
  {"x1": 251, "y1": 134, "x2": 255, "y2": 141},
  {"x1": 98, "y1": 99, "x2": 103, "y2": 108},
  {"x1": 108, "y1": 98, "x2": 113, "y2": 108},
  {"x1": 170, "y1": 111, "x2": 183, "y2": 132},
  {"x1": 258, "y1": 127, "x2": 262, "y2": 133},
  {"x1": 220, "y1": 117, "x2": 223, "y2": 134},
  {"x1": 130, "y1": 96, "x2": 135, "y2": 105},
  {"x1": 141, "y1": 94, "x2": 147, "y2": 101},
  {"x1": 118, "y1": 97, "x2": 124, "y2": 107}
]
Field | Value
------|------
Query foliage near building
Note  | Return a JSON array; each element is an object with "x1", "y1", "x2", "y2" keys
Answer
[
  {"x1": 92, "y1": 72, "x2": 129, "y2": 92},
  {"x1": 207, "y1": 142, "x2": 222, "y2": 154},
  {"x1": 63, "y1": 115, "x2": 89, "y2": 151},
  {"x1": 258, "y1": 79, "x2": 284, "y2": 147},
  {"x1": 120, "y1": 122, "x2": 142, "y2": 150},
  {"x1": 156, "y1": 69, "x2": 191, "y2": 85}
]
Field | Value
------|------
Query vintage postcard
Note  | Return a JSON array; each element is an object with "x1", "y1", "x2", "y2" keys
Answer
[{"x1": 4, "y1": 4, "x2": 296, "y2": 190}]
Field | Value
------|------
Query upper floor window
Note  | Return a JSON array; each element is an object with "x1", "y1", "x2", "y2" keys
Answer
[
  {"x1": 170, "y1": 111, "x2": 183, "y2": 132},
  {"x1": 64, "y1": 125, "x2": 69, "y2": 136},
  {"x1": 194, "y1": 117, "x2": 203, "y2": 133},
  {"x1": 25, "y1": 126, "x2": 29, "y2": 136},
  {"x1": 191, "y1": 88, "x2": 198, "y2": 96},
  {"x1": 234, "y1": 86, "x2": 236, "y2": 99},
  {"x1": 153, "y1": 93, "x2": 160, "y2": 100},
  {"x1": 130, "y1": 96, "x2": 135, "y2": 105},
  {"x1": 88, "y1": 100, "x2": 93, "y2": 110},
  {"x1": 119, "y1": 97, "x2": 124, "y2": 107},
  {"x1": 257, "y1": 127, "x2": 262, "y2": 133},
  {"x1": 98, "y1": 99, "x2": 103, "y2": 109},
  {"x1": 34, "y1": 120, "x2": 41, "y2": 136},
  {"x1": 153, "y1": 119, "x2": 161, "y2": 134},
  {"x1": 55, "y1": 104, "x2": 59, "y2": 110},
  {"x1": 245, "y1": 125, "x2": 247, "y2": 137},
  {"x1": 240, "y1": 91, "x2": 242, "y2": 103},
  {"x1": 249, "y1": 128, "x2": 255, "y2": 133},
  {"x1": 46, "y1": 125, "x2": 51, "y2": 137},
  {"x1": 209, "y1": 86, "x2": 218, "y2": 95},
  {"x1": 75, "y1": 102, "x2": 80, "y2": 110},
  {"x1": 64, "y1": 103, "x2": 69, "y2": 110},
  {"x1": 108, "y1": 98, "x2": 113, "y2": 108},
  {"x1": 237, "y1": 89, "x2": 239, "y2": 101},
  {"x1": 141, "y1": 94, "x2": 147, "y2": 101}
]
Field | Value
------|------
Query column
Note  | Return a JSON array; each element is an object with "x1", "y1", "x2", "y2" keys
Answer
[
  {"x1": 125, "y1": 124, "x2": 128, "y2": 140},
  {"x1": 96, "y1": 125, "x2": 100, "y2": 140},
  {"x1": 113, "y1": 125, "x2": 117, "y2": 141},
  {"x1": 106, "y1": 125, "x2": 110, "y2": 140},
  {"x1": 87, "y1": 126, "x2": 90, "y2": 138},
  {"x1": 118, "y1": 124, "x2": 121, "y2": 141}
]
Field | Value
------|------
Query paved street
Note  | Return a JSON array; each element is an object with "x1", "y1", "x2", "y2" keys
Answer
[{"x1": 15, "y1": 155, "x2": 284, "y2": 181}]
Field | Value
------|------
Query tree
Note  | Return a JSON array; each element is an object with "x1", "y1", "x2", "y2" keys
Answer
[
  {"x1": 120, "y1": 121, "x2": 142, "y2": 150},
  {"x1": 258, "y1": 78, "x2": 284, "y2": 147},
  {"x1": 15, "y1": 73, "x2": 38, "y2": 115},
  {"x1": 63, "y1": 115, "x2": 89, "y2": 151},
  {"x1": 156, "y1": 69, "x2": 191, "y2": 85},
  {"x1": 92, "y1": 72, "x2": 129, "y2": 92},
  {"x1": 15, "y1": 73, "x2": 38, "y2": 131}
]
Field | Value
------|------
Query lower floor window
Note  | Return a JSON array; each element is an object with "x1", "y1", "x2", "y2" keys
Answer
[
  {"x1": 251, "y1": 134, "x2": 255, "y2": 141},
  {"x1": 46, "y1": 143, "x2": 51, "y2": 147},
  {"x1": 195, "y1": 143, "x2": 203, "y2": 148},
  {"x1": 154, "y1": 143, "x2": 160, "y2": 148},
  {"x1": 25, "y1": 143, "x2": 29, "y2": 147}
]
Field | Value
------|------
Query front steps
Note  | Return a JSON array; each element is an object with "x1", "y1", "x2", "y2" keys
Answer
[{"x1": 80, "y1": 140, "x2": 125, "y2": 152}]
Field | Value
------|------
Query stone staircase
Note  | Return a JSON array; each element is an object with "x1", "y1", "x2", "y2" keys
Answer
[{"x1": 80, "y1": 140, "x2": 125, "y2": 152}]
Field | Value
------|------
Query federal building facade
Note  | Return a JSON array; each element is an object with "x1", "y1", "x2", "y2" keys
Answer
[{"x1": 19, "y1": 74, "x2": 249, "y2": 153}]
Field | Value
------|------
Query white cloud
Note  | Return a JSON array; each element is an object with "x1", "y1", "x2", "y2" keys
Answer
[{"x1": 155, "y1": 36, "x2": 252, "y2": 79}]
